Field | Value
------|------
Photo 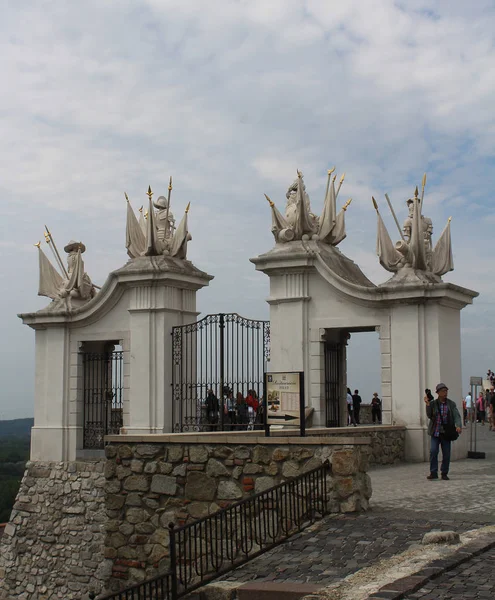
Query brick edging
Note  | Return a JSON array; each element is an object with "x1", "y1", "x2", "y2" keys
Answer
[{"x1": 365, "y1": 535, "x2": 495, "y2": 599}]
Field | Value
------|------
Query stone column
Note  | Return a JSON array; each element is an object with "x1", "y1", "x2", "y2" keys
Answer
[{"x1": 30, "y1": 325, "x2": 71, "y2": 461}]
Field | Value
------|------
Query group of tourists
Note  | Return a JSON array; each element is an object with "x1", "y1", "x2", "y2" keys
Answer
[
  {"x1": 346, "y1": 389, "x2": 382, "y2": 426},
  {"x1": 463, "y1": 387, "x2": 495, "y2": 429},
  {"x1": 204, "y1": 387, "x2": 262, "y2": 430}
]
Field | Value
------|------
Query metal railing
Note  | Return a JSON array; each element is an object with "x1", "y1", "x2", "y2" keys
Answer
[{"x1": 90, "y1": 461, "x2": 330, "y2": 600}]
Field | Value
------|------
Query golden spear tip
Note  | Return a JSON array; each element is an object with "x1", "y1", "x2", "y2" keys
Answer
[
  {"x1": 297, "y1": 169, "x2": 302, "y2": 178},
  {"x1": 340, "y1": 172, "x2": 345, "y2": 184},
  {"x1": 139, "y1": 205, "x2": 143, "y2": 213},
  {"x1": 185, "y1": 202, "x2": 190, "y2": 213},
  {"x1": 332, "y1": 175, "x2": 337, "y2": 182},
  {"x1": 343, "y1": 198, "x2": 352, "y2": 211},
  {"x1": 422, "y1": 173, "x2": 427, "y2": 188},
  {"x1": 414, "y1": 186, "x2": 419, "y2": 198},
  {"x1": 264, "y1": 193, "x2": 274, "y2": 207},
  {"x1": 169, "y1": 175, "x2": 173, "y2": 191},
  {"x1": 327, "y1": 166, "x2": 335, "y2": 176},
  {"x1": 34, "y1": 241, "x2": 41, "y2": 248},
  {"x1": 147, "y1": 185, "x2": 153, "y2": 199},
  {"x1": 372, "y1": 196, "x2": 378, "y2": 211},
  {"x1": 448, "y1": 216, "x2": 452, "y2": 222},
  {"x1": 124, "y1": 192, "x2": 129, "y2": 202}
]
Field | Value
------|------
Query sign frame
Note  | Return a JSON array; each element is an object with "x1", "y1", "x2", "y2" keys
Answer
[{"x1": 263, "y1": 371, "x2": 305, "y2": 437}]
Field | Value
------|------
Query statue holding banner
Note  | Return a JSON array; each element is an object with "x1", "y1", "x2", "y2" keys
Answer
[
  {"x1": 265, "y1": 168, "x2": 352, "y2": 246},
  {"x1": 36, "y1": 231, "x2": 97, "y2": 309},
  {"x1": 125, "y1": 177, "x2": 192, "y2": 260},
  {"x1": 373, "y1": 175, "x2": 454, "y2": 282}
]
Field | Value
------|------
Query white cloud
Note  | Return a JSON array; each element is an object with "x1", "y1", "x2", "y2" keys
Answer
[{"x1": 1, "y1": 0, "x2": 495, "y2": 418}]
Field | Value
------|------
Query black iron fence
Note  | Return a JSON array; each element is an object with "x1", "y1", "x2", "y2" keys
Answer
[
  {"x1": 172, "y1": 313, "x2": 270, "y2": 432},
  {"x1": 89, "y1": 461, "x2": 330, "y2": 600},
  {"x1": 82, "y1": 350, "x2": 124, "y2": 449}
]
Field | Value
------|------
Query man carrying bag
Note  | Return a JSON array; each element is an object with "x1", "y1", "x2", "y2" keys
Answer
[{"x1": 424, "y1": 383, "x2": 462, "y2": 481}]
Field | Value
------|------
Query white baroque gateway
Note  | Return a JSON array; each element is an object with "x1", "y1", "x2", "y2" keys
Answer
[{"x1": 252, "y1": 169, "x2": 477, "y2": 461}]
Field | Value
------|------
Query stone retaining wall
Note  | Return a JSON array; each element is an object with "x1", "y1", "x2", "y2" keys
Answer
[
  {"x1": 102, "y1": 435, "x2": 371, "y2": 591},
  {"x1": 0, "y1": 460, "x2": 109, "y2": 600}
]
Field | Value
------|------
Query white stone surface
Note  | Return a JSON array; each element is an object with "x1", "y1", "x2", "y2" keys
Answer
[
  {"x1": 20, "y1": 255, "x2": 212, "y2": 461},
  {"x1": 251, "y1": 239, "x2": 477, "y2": 461}
]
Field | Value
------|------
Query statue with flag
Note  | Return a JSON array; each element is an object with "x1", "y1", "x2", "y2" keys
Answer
[
  {"x1": 125, "y1": 177, "x2": 192, "y2": 260},
  {"x1": 373, "y1": 174, "x2": 454, "y2": 283}
]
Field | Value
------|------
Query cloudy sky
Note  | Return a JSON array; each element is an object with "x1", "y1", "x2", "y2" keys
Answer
[{"x1": 1, "y1": 0, "x2": 494, "y2": 419}]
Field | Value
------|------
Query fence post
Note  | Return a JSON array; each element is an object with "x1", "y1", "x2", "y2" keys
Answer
[
  {"x1": 169, "y1": 522, "x2": 178, "y2": 599},
  {"x1": 219, "y1": 313, "x2": 225, "y2": 431}
]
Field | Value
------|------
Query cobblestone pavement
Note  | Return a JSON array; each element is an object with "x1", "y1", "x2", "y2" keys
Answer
[
  {"x1": 221, "y1": 424, "x2": 495, "y2": 586},
  {"x1": 404, "y1": 545, "x2": 495, "y2": 599}
]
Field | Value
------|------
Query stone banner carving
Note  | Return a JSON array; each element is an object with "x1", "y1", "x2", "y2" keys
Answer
[
  {"x1": 373, "y1": 175, "x2": 453, "y2": 283},
  {"x1": 125, "y1": 179, "x2": 192, "y2": 260},
  {"x1": 265, "y1": 168, "x2": 352, "y2": 246}
]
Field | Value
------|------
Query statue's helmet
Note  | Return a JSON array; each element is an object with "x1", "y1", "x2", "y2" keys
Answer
[{"x1": 154, "y1": 195, "x2": 168, "y2": 210}]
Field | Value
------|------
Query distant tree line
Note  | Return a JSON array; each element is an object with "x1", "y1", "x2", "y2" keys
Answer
[{"x1": 0, "y1": 437, "x2": 30, "y2": 523}]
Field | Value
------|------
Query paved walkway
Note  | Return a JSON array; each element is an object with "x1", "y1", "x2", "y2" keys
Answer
[
  {"x1": 219, "y1": 425, "x2": 495, "y2": 590},
  {"x1": 404, "y1": 545, "x2": 495, "y2": 599}
]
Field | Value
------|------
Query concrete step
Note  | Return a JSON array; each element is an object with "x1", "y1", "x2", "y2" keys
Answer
[{"x1": 237, "y1": 582, "x2": 320, "y2": 600}]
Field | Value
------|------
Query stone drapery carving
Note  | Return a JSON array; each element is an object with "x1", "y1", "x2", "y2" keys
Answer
[
  {"x1": 125, "y1": 179, "x2": 192, "y2": 260},
  {"x1": 37, "y1": 238, "x2": 97, "y2": 308},
  {"x1": 374, "y1": 178, "x2": 454, "y2": 283},
  {"x1": 265, "y1": 169, "x2": 352, "y2": 246}
]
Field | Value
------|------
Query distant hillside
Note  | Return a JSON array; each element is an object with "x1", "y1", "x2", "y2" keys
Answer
[{"x1": 0, "y1": 418, "x2": 34, "y2": 438}]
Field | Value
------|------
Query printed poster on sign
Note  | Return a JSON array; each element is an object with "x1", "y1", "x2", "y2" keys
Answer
[{"x1": 266, "y1": 372, "x2": 301, "y2": 417}]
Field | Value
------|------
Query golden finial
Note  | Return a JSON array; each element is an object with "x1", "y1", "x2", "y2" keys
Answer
[
  {"x1": 372, "y1": 196, "x2": 378, "y2": 211},
  {"x1": 327, "y1": 167, "x2": 335, "y2": 176},
  {"x1": 124, "y1": 192, "x2": 129, "y2": 202},
  {"x1": 448, "y1": 216, "x2": 452, "y2": 222},
  {"x1": 422, "y1": 173, "x2": 427, "y2": 190},
  {"x1": 44, "y1": 231, "x2": 51, "y2": 243},
  {"x1": 414, "y1": 186, "x2": 419, "y2": 198},
  {"x1": 340, "y1": 172, "x2": 345, "y2": 184},
  {"x1": 342, "y1": 198, "x2": 352, "y2": 211},
  {"x1": 168, "y1": 176, "x2": 173, "y2": 191},
  {"x1": 332, "y1": 175, "x2": 337, "y2": 183},
  {"x1": 34, "y1": 241, "x2": 41, "y2": 248},
  {"x1": 297, "y1": 169, "x2": 302, "y2": 178},
  {"x1": 139, "y1": 205, "x2": 143, "y2": 213},
  {"x1": 185, "y1": 201, "x2": 190, "y2": 213},
  {"x1": 147, "y1": 185, "x2": 153, "y2": 200},
  {"x1": 264, "y1": 193, "x2": 274, "y2": 207}
]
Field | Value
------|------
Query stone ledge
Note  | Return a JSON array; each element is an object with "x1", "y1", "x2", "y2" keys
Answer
[
  {"x1": 238, "y1": 582, "x2": 321, "y2": 599},
  {"x1": 105, "y1": 433, "x2": 372, "y2": 445}
]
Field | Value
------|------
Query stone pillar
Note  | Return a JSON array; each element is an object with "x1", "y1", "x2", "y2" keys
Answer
[
  {"x1": 126, "y1": 282, "x2": 202, "y2": 434},
  {"x1": 30, "y1": 326, "x2": 71, "y2": 461},
  {"x1": 389, "y1": 297, "x2": 470, "y2": 461}
]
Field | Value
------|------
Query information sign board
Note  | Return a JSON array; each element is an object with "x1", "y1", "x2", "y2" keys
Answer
[{"x1": 264, "y1": 371, "x2": 305, "y2": 436}]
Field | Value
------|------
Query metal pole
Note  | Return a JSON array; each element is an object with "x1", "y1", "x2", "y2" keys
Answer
[
  {"x1": 168, "y1": 522, "x2": 178, "y2": 600},
  {"x1": 384, "y1": 194, "x2": 406, "y2": 241},
  {"x1": 300, "y1": 371, "x2": 306, "y2": 437},
  {"x1": 219, "y1": 313, "x2": 225, "y2": 431}
]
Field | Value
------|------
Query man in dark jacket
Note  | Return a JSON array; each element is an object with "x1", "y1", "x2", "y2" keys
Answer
[
  {"x1": 352, "y1": 390, "x2": 362, "y2": 424},
  {"x1": 424, "y1": 383, "x2": 462, "y2": 480}
]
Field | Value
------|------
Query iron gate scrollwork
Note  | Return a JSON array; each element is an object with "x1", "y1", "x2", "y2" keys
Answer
[
  {"x1": 82, "y1": 350, "x2": 123, "y2": 448},
  {"x1": 172, "y1": 313, "x2": 270, "y2": 432}
]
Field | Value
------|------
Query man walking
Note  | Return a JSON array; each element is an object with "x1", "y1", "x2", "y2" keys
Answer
[{"x1": 424, "y1": 383, "x2": 462, "y2": 480}]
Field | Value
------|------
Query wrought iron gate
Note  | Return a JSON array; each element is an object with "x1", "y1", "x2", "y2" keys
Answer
[
  {"x1": 324, "y1": 342, "x2": 341, "y2": 427},
  {"x1": 82, "y1": 350, "x2": 123, "y2": 448},
  {"x1": 172, "y1": 313, "x2": 270, "y2": 432}
]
